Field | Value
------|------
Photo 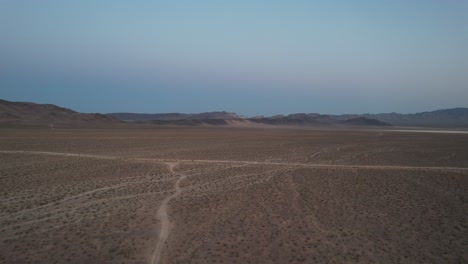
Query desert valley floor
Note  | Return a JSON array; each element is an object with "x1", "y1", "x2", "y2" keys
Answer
[{"x1": 0, "y1": 127, "x2": 467, "y2": 264}]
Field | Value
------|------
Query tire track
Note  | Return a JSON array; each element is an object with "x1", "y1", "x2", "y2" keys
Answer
[
  {"x1": 2, "y1": 150, "x2": 468, "y2": 172},
  {"x1": 0, "y1": 177, "x2": 177, "y2": 221}
]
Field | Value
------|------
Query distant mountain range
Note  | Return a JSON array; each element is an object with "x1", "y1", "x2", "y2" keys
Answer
[
  {"x1": 108, "y1": 108, "x2": 468, "y2": 127},
  {"x1": 244, "y1": 114, "x2": 391, "y2": 127},
  {"x1": 107, "y1": 111, "x2": 391, "y2": 126},
  {"x1": 0, "y1": 99, "x2": 121, "y2": 127},
  {"x1": 1, "y1": 99, "x2": 468, "y2": 128},
  {"x1": 333, "y1": 108, "x2": 468, "y2": 127},
  {"x1": 108, "y1": 111, "x2": 245, "y2": 121}
]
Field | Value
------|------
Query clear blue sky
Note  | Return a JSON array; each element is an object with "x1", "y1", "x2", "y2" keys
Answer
[{"x1": 1, "y1": 0, "x2": 467, "y2": 116}]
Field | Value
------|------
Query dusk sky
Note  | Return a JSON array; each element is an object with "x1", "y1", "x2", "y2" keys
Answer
[{"x1": 1, "y1": 0, "x2": 467, "y2": 116}]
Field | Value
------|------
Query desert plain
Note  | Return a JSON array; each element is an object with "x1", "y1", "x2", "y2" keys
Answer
[{"x1": 0, "y1": 127, "x2": 467, "y2": 263}]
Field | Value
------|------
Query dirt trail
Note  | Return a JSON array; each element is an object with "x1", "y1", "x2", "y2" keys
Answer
[
  {"x1": 2, "y1": 150, "x2": 468, "y2": 172},
  {"x1": 151, "y1": 162, "x2": 185, "y2": 264},
  {"x1": 0, "y1": 150, "x2": 118, "y2": 160}
]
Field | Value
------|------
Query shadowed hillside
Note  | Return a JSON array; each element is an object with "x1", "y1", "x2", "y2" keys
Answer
[
  {"x1": 0, "y1": 100, "x2": 121, "y2": 127},
  {"x1": 336, "y1": 108, "x2": 468, "y2": 127}
]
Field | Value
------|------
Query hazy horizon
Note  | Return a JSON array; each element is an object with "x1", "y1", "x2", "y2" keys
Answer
[
  {"x1": 104, "y1": 106, "x2": 468, "y2": 117},
  {"x1": 1, "y1": 1, "x2": 467, "y2": 116}
]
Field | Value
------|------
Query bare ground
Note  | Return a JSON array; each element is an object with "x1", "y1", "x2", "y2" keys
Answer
[{"x1": 0, "y1": 127, "x2": 467, "y2": 263}]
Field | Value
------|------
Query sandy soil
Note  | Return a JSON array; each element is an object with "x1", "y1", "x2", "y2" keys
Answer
[{"x1": 0, "y1": 127, "x2": 467, "y2": 263}]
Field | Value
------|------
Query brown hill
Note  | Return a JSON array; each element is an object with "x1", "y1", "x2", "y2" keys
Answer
[{"x1": 0, "y1": 99, "x2": 121, "y2": 127}]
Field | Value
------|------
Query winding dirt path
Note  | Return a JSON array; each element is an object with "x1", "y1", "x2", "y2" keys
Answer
[{"x1": 151, "y1": 162, "x2": 185, "y2": 264}]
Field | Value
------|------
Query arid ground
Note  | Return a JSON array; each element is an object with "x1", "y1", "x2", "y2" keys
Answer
[{"x1": 0, "y1": 127, "x2": 467, "y2": 263}]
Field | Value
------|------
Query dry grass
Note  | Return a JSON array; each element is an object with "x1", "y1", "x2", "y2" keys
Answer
[{"x1": 0, "y1": 127, "x2": 467, "y2": 263}]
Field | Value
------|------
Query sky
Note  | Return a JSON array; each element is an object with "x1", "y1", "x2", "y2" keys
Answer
[{"x1": 1, "y1": 0, "x2": 467, "y2": 116}]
